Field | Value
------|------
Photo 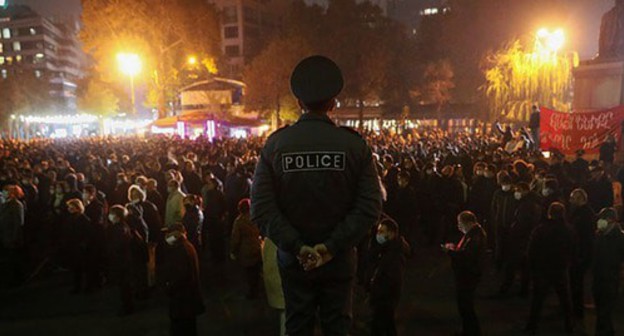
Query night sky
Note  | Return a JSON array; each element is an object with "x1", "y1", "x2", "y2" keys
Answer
[{"x1": 7, "y1": 0, "x2": 618, "y2": 59}]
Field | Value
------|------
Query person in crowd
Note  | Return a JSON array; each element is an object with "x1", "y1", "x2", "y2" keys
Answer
[
  {"x1": 112, "y1": 173, "x2": 131, "y2": 206},
  {"x1": 442, "y1": 211, "x2": 487, "y2": 336},
  {"x1": 182, "y1": 160, "x2": 203, "y2": 196},
  {"x1": 146, "y1": 178, "x2": 165, "y2": 219},
  {"x1": 165, "y1": 179, "x2": 186, "y2": 228},
  {"x1": 182, "y1": 194, "x2": 204, "y2": 253},
  {"x1": 201, "y1": 174, "x2": 227, "y2": 262},
  {"x1": 569, "y1": 150, "x2": 590, "y2": 188},
  {"x1": 106, "y1": 205, "x2": 136, "y2": 316},
  {"x1": 528, "y1": 104, "x2": 540, "y2": 149},
  {"x1": 161, "y1": 224, "x2": 205, "y2": 336},
  {"x1": 540, "y1": 179, "x2": 564, "y2": 213},
  {"x1": 585, "y1": 165, "x2": 614, "y2": 213},
  {"x1": 490, "y1": 171, "x2": 517, "y2": 268},
  {"x1": 421, "y1": 162, "x2": 442, "y2": 245},
  {"x1": 366, "y1": 216, "x2": 410, "y2": 336},
  {"x1": 439, "y1": 165, "x2": 465, "y2": 243},
  {"x1": 592, "y1": 207, "x2": 624, "y2": 336},
  {"x1": 385, "y1": 171, "x2": 418, "y2": 250},
  {"x1": 82, "y1": 184, "x2": 106, "y2": 290},
  {"x1": 382, "y1": 154, "x2": 400, "y2": 200},
  {"x1": 224, "y1": 161, "x2": 251, "y2": 231},
  {"x1": 0, "y1": 184, "x2": 25, "y2": 286},
  {"x1": 64, "y1": 174, "x2": 83, "y2": 202},
  {"x1": 499, "y1": 182, "x2": 541, "y2": 297},
  {"x1": 567, "y1": 188, "x2": 595, "y2": 319},
  {"x1": 64, "y1": 199, "x2": 94, "y2": 294},
  {"x1": 525, "y1": 202, "x2": 574, "y2": 335},
  {"x1": 230, "y1": 198, "x2": 262, "y2": 299},
  {"x1": 468, "y1": 162, "x2": 496, "y2": 228},
  {"x1": 251, "y1": 56, "x2": 383, "y2": 336},
  {"x1": 599, "y1": 135, "x2": 617, "y2": 170}
]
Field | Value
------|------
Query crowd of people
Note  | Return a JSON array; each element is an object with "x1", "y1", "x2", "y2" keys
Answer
[{"x1": 0, "y1": 125, "x2": 623, "y2": 335}]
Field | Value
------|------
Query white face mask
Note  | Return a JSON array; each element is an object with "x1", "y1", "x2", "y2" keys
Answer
[
  {"x1": 502, "y1": 185, "x2": 511, "y2": 192},
  {"x1": 165, "y1": 235, "x2": 177, "y2": 245},
  {"x1": 597, "y1": 219, "x2": 609, "y2": 231},
  {"x1": 542, "y1": 188, "x2": 552, "y2": 197},
  {"x1": 514, "y1": 191, "x2": 523, "y2": 200}
]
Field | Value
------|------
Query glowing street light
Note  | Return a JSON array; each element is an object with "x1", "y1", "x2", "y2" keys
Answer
[
  {"x1": 536, "y1": 28, "x2": 565, "y2": 53},
  {"x1": 117, "y1": 53, "x2": 142, "y2": 114},
  {"x1": 188, "y1": 55, "x2": 198, "y2": 66}
]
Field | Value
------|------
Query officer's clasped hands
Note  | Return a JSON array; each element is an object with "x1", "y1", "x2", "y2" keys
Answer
[
  {"x1": 297, "y1": 244, "x2": 334, "y2": 271},
  {"x1": 298, "y1": 245, "x2": 321, "y2": 271}
]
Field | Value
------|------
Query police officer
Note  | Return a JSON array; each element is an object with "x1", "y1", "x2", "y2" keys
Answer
[{"x1": 251, "y1": 55, "x2": 383, "y2": 336}]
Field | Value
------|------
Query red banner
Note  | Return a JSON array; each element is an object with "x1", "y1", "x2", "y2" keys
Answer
[{"x1": 540, "y1": 107, "x2": 624, "y2": 155}]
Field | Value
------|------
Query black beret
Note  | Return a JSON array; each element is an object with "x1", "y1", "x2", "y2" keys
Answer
[{"x1": 290, "y1": 55, "x2": 344, "y2": 105}]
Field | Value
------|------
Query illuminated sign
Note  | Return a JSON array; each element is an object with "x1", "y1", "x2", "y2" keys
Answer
[{"x1": 0, "y1": 0, "x2": 7, "y2": 9}]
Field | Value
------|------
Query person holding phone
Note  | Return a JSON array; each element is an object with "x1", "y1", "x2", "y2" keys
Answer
[{"x1": 442, "y1": 211, "x2": 487, "y2": 336}]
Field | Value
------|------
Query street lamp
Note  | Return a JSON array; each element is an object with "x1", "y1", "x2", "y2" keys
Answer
[
  {"x1": 117, "y1": 52, "x2": 142, "y2": 114},
  {"x1": 536, "y1": 28, "x2": 565, "y2": 53},
  {"x1": 188, "y1": 55, "x2": 198, "y2": 66}
]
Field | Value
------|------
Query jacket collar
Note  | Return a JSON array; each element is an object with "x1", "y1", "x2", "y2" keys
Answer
[{"x1": 297, "y1": 112, "x2": 335, "y2": 125}]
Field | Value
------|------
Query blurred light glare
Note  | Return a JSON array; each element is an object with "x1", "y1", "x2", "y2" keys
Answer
[
  {"x1": 536, "y1": 28, "x2": 565, "y2": 53},
  {"x1": 116, "y1": 53, "x2": 142, "y2": 77},
  {"x1": 188, "y1": 56, "x2": 197, "y2": 65}
]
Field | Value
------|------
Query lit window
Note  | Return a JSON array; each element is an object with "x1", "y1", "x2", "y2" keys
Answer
[
  {"x1": 34, "y1": 52, "x2": 44, "y2": 64},
  {"x1": 2, "y1": 27, "x2": 9, "y2": 39},
  {"x1": 15, "y1": 55, "x2": 21, "y2": 62},
  {"x1": 29, "y1": 27, "x2": 36, "y2": 35},
  {"x1": 12, "y1": 41, "x2": 20, "y2": 51},
  {"x1": 1, "y1": 69, "x2": 7, "y2": 79},
  {"x1": 0, "y1": 43, "x2": 3, "y2": 53},
  {"x1": 5, "y1": 56, "x2": 11, "y2": 64},
  {"x1": 34, "y1": 70, "x2": 41, "y2": 78},
  {"x1": 0, "y1": 56, "x2": 4, "y2": 65}
]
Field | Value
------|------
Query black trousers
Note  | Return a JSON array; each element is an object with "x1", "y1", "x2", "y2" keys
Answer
[
  {"x1": 594, "y1": 282, "x2": 618, "y2": 336},
  {"x1": 526, "y1": 273, "x2": 572, "y2": 332},
  {"x1": 279, "y1": 250, "x2": 355, "y2": 336},
  {"x1": 569, "y1": 262, "x2": 589, "y2": 318},
  {"x1": 370, "y1": 302, "x2": 397, "y2": 336},
  {"x1": 170, "y1": 317, "x2": 197, "y2": 336},
  {"x1": 245, "y1": 263, "x2": 261, "y2": 298},
  {"x1": 4, "y1": 247, "x2": 25, "y2": 286},
  {"x1": 456, "y1": 287, "x2": 480, "y2": 336},
  {"x1": 500, "y1": 253, "x2": 529, "y2": 294}
]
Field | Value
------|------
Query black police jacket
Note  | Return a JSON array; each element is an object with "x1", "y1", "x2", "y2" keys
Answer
[{"x1": 251, "y1": 112, "x2": 383, "y2": 257}]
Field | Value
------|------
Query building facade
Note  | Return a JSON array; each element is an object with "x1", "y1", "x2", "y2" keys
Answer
[
  {"x1": 209, "y1": 0, "x2": 287, "y2": 77},
  {"x1": 0, "y1": 5, "x2": 85, "y2": 113}
]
